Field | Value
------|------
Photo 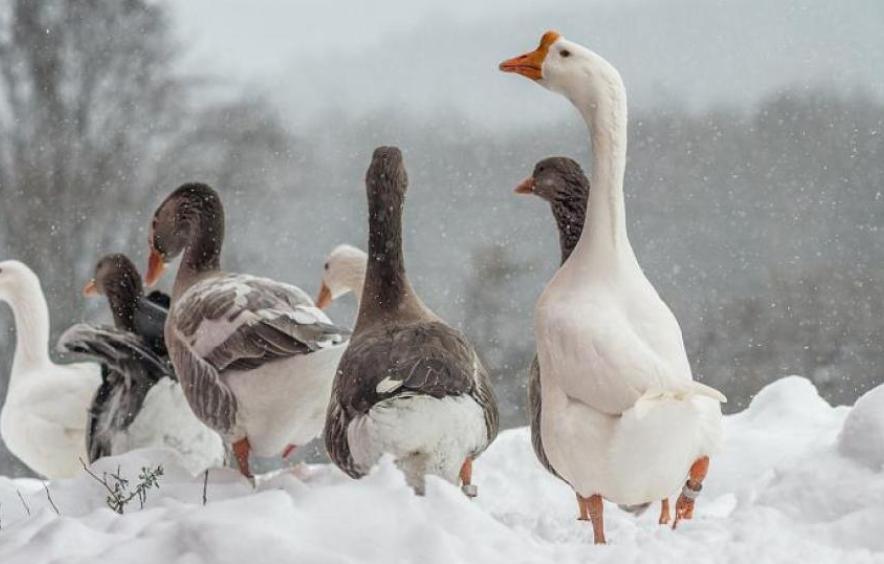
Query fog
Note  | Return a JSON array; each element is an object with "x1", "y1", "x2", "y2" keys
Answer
[
  {"x1": 0, "y1": 0, "x2": 882, "y2": 475},
  {"x1": 174, "y1": 0, "x2": 884, "y2": 124}
]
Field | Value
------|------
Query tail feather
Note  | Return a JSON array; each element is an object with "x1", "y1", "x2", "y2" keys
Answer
[
  {"x1": 687, "y1": 381, "x2": 727, "y2": 403},
  {"x1": 632, "y1": 381, "x2": 727, "y2": 418}
]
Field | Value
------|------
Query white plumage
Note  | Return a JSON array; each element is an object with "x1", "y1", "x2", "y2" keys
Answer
[
  {"x1": 501, "y1": 32, "x2": 726, "y2": 514},
  {"x1": 113, "y1": 378, "x2": 224, "y2": 474},
  {"x1": 347, "y1": 393, "x2": 488, "y2": 490},
  {"x1": 0, "y1": 261, "x2": 100, "y2": 478},
  {"x1": 223, "y1": 341, "x2": 346, "y2": 457}
]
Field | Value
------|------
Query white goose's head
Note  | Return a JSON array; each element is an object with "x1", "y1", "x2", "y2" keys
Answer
[
  {"x1": 315, "y1": 244, "x2": 368, "y2": 309},
  {"x1": 499, "y1": 31, "x2": 623, "y2": 110},
  {"x1": 0, "y1": 260, "x2": 41, "y2": 303}
]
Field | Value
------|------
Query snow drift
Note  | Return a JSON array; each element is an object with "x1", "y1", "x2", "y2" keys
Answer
[{"x1": 0, "y1": 376, "x2": 882, "y2": 563}]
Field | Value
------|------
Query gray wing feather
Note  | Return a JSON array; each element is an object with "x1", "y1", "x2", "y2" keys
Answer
[
  {"x1": 58, "y1": 323, "x2": 173, "y2": 462},
  {"x1": 528, "y1": 356, "x2": 563, "y2": 481},
  {"x1": 324, "y1": 398, "x2": 361, "y2": 478},
  {"x1": 58, "y1": 324, "x2": 169, "y2": 378},
  {"x1": 334, "y1": 321, "x2": 498, "y2": 455},
  {"x1": 170, "y1": 329, "x2": 238, "y2": 434},
  {"x1": 179, "y1": 275, "x2": 348, "y2": 373},
  {"x1": 171, "y1": 274, "x2": 347, "y2": 435}
]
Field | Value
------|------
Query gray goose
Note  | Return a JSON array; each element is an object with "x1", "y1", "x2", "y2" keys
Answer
[
  {"x1": 517, "y1": 158, "x2": 674, "y2": 524},
  {"x1": 325, "y1": 147, "x2": 498, "y2": 496},
  {"x1": 145, "y1": 183, "x2": 348, "y2": 477},
  {"x1": 515, "y1": 158, "x2": 588, "y2": 481},
  {"x1": 58, "y1": 253, "x2": 222, "y2": 472}
]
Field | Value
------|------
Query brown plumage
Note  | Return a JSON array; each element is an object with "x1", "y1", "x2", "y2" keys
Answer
[{"x1": 325, "y1": 147, "x2": 498, "y2": 492}]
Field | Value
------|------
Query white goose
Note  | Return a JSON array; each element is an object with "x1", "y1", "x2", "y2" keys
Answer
[
  {"x1": 500, "y1": 32, "x2": 726, "y2": 543},
  {"x1": 0, "y1": 260, "x2": 101, "y2": 478},
  {"x1": 314, "y1": 244, "x2": 367, "y2": 310}
]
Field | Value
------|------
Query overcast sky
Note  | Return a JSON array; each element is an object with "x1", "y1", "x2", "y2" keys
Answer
[{"x1": 170, "y1": 0, "x2": 884, "y2": 127}]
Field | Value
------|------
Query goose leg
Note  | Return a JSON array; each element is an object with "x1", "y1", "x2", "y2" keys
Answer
[
  {"x1": 587, "y1": 494, "x2": 606, "y2": 544},
  {"x1": 459, "y1": 457, "x2": 477, "y2": 498},
  {"x1": 577, "y1": 493, "x2": 589, "y2": 521},
  {"x1": 673, "y1": 456, "x2": 709, "y2": 529},
  {"x1": 232, "y1": 437, "x2": 252, "y2": 478},
  {"x1": 282, "y1": 444, "x2": 297, "y2": 459},
  {"x1": 658, "y1": 498, "x2": 671, "y2": 525}
]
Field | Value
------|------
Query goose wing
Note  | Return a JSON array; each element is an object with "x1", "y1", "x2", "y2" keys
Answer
[
  {"x1": 541, "y1": 310, "x2": 725, "y2": 415},
  {"x1": 58, "y1": 324, "x2": 173, "y2": 461},
  {"x1": 170, "y1": 273, "x2": 349, "y2": 433},
  {"x1": 337, "y1": 321, "x2": 498, "y2": 440}
]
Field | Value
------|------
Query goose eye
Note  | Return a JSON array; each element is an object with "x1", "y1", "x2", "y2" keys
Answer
[
  {"x1": 560, "y1": 49, "x2": 571, "y2": 58},
  {"x1": 324, "y1": 262, "x2": 329, "y2": 271}
]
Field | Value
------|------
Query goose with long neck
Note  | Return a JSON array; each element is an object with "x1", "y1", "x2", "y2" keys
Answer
[
  {"x1": 145, "y1": 183, "x2": 349, "y2": 478},
  {"x1": 325, "y1": 147, "x2": 498, "y2": 496},
  {"x1": 58, "y1": 253, "x2": 223, "y2": 472},
  {"x1": 501, "y1": 32, "x2": 726, "y2": 543},
  {"x1": 0, "y1": 260, "x2": 101, "y2": 478}
]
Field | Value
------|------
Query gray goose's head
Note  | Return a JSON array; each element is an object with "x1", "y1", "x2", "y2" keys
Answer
[
  {"x1": 146, "y1": 182, "x2": 225, "y2": 287},
  {"x1": 83, "y1": 253, "x2": 144, "y2": 330},
  {"x1": 84, "y1": 253, "x2": 142, "y2": 299},
  {"x1": 515, "y1": 157, "x2": 590, "y2": 262},
  {"x1": 516, "y1": 157, "x2": 589, "y2": 204}
]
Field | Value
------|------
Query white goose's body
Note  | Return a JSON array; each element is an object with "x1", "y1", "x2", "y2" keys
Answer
[
  {"x1": 537, "y1": 270, "x2": 722, "y2": 504},
  {"x1": 502, "y1": 32, "x2": 725, "y2": 518},
  {"x1": 222, "y1": 338, "x2": 345, "y2": 456},
  {"x1": 0, "y1": 261, "x2": 101, "y2": 478}
]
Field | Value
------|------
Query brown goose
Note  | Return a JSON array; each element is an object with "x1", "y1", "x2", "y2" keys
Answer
[
  {"x1": 59, "y1": 253, "x2": 223, "y2": 472},
  {"x1": 144, "y1": 183, "x2": 349, "y2": 477},
  {"x1": 325, "y1": 147, "x2": 498, "y2": 496}
]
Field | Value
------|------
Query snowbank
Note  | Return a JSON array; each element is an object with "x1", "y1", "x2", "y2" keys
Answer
[
  {"x1": 0, "y1": 376, "x2": 882, "y2": 563},
  {"x1": 839, "y1": 384, "x2": 884, "y2": 470}
]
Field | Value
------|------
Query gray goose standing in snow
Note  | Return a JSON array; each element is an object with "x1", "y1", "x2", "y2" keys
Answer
[
  {"x1": 515, "y1": 158, "x2": 589, "y2": 481},
  {"x1": 144, "y1": 183, "x2": 349, "y2": 478},
  {"x1": 325, "y1": 147, "x2": 499, "y2": 496},
  {"x1": 59, "y1": 253, "x2": 223, "y2": 471}
]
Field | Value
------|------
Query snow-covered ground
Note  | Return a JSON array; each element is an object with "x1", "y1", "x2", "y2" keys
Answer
[{"x1": 0, "y1": 376, "x2": 882, "y2": 563}]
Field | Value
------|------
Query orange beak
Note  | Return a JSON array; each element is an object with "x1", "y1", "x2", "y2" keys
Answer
[
  {"x1": 315, "y1": 282, "x2": 333, "y2": 310},
  {"x1": 82, "y1": 279, "x2": 99, "y2": 297},
  {"x1": 145, "y1": 248, "x2": 167, "y2": 288},
  {"x1": 515, "y1": 176, "x2": 535, "y2": 194},
  {"x1": 499, "y1": 30, "x2": 560, "y2": 80}
]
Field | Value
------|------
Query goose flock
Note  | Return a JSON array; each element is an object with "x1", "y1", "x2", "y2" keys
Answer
[{"x1": 0, "y1": 32, "x2": 726, "y2": 544}]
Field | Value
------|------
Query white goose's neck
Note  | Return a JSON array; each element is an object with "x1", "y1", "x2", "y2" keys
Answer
[
  {"x1": 566, "y1": 66, "x2": 639, "y2": 273},
  {"x1": 6, "y1": 281, "x2": 52, "y2": 378}
]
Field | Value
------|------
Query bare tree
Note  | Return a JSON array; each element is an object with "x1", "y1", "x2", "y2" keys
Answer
[
  {"x1": 0, "y1": 0, "x2": 187, "y2": 314},
  {"x1": 0, "y1": 0, "x2": 299, "y2": 476}
]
